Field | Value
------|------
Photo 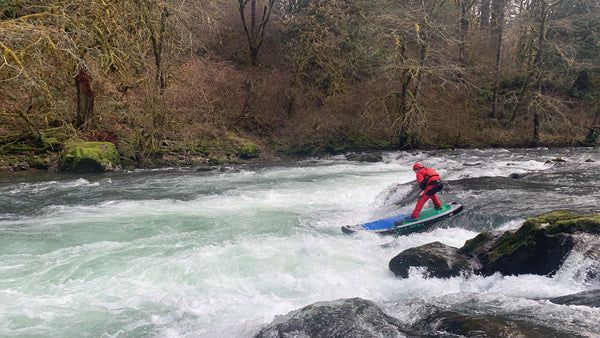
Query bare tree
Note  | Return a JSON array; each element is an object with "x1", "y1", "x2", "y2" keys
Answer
[
  {"x1": 490, "y1": 0, "x2": 505, "y2": 118},
  {"x1": 456, "y1": 0, "x2": 478, "y2": 65},
  {"x1": 373, "y1": 0, "x2": 454, "y2": 148},
  {"x1": 480, "y1": 0, "x2": 491, "y2": 27},
  {"x1": 135, "y1": 0, "x2": 171, "y2": 94},
  {"x1": 237, "y1": 0, "x2": 276, "y2": 64}
]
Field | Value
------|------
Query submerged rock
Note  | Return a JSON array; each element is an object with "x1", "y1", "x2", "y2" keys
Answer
[
  {"x1": 389, "y1": 210, "x2": 600, "y2": 278},
  {"x1": 255, "y1": 298, "x2": 418, "y2": 338},
  {"x1": 508, "y1": 172, "x2": 527, "y2": 179},
  {"x1": 413, "y1": 309, "x2": 582, "y2": 338},
  {"x1": 256, "y1": 297, "x2": 584, "y2": 338},
  {"x1": 549, "y1": 289, "x2": 600, "y2": 307}
]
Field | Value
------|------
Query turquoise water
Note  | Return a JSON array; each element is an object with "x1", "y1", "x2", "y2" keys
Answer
[{"x1": 1, "y1": 148, "x2": 599, "y2": 337}]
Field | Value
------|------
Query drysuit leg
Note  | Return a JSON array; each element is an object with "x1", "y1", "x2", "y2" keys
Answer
[
  {"x1": 411, "y1": 193, "x2": 432, "y2": 218},
  {"x1": 430, "y1": 193, "x2": 442, "y2": 208}
]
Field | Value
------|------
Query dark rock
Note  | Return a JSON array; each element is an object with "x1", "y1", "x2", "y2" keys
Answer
[
  {"x1": 549, "y1": 289, "x2": 600, "y2": 307},
  {"x1": 477, "y1": 210, "x2": 598, "y2": 276},
  {"x1": 389, "y1": 210, "x2": 600, "y2": 278},
  {"x1": 413, "y1": 309, "x2": 583, "y2": 338},
  {"x1": 545, "y1": 156, "x2": 567, "y2": 164},
  {"x1": 255, "y1": 298, "x2": 419, "y2": 338},
  {"x1": 508, "y1": 172, "x2": 527, "y2": 179},
  {"x1": 256, "y1": 297, "x2": 583, "y2": 338},
  {"x1": 457, "y1": 231, "x2": 501, "y2": 256},
  {"x1": 389, "y1": 241, "x2": 476, "y2": 278},
  {"x1": 481, "y1": 230, "x2": 575, "y2": 276}
]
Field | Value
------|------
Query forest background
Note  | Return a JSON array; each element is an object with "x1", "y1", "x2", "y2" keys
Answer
[{"x1": 1, "y1": 0, "x2": 599, "y2": 171}]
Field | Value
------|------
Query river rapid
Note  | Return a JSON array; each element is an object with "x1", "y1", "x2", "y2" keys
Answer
[{"x1": 1, "y1": 147, "x2": 599, "y2": 337}]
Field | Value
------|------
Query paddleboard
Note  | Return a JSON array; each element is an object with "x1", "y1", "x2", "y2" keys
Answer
[{"x1": 341, "y1": 202, "x2": 463, "y2": 236}]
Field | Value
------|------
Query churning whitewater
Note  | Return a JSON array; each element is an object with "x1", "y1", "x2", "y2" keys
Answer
[{"x1": 1, "y1": 148, "x2": 599, "y2": 337}]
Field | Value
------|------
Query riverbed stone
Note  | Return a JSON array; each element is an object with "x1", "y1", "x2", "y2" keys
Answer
[{"x1": 59, "y1": 141, "x2": 120, "y2": 172}]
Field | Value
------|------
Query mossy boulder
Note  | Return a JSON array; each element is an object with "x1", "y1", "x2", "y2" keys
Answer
[
  {"x1": 239, "y1": 144, "x2": 260, "y2": 159},
  {"x1": 389, "y1": 210, "x2": 600, "y2": 279},
  {"x1": 479, "y1": 210, "x2": 599, "y2": 276},
  {"x1": 59, "y1": 141, "x2": 120, "y2": 172}
]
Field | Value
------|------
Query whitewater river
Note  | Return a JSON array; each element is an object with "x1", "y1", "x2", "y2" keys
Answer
[{"x1": 1, "y1": 148, "x2": 599, "y2": 337}]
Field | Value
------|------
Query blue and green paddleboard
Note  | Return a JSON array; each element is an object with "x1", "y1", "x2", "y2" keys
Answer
[{"x1": 341, "y1": 202, "x2": 463, "y2": 236}]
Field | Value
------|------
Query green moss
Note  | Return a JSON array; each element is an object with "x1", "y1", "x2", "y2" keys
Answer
[
  {"x1": 27, "y1": 155, "x2": 51, "y2": 170},
  {"x1": 458, "y1": 232, "x2": 494, "y2": 255},
  {"x1": 240, "y1": 144, "x2": 260, "y2": 159},
  {"x1": 534, "y1": 210, "x2": 582, "y2": 224},
  {"x1": 208, "y1": 157, "x2": 227, "y2": 166},
  {"x1": 487, "y1": 230, "x2": 535, "y2": 263},
  {"x1": 486, "y1": 210, "x2": 600, "y2": 264},
  {"x1": 59, "y1": 141, "x2": 120, "y2": 172},
  {"x1": 546, "y1": 215, "x2": 600, "y2": 235}
]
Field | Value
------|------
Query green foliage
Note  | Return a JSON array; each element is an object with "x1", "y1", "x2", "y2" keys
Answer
[
  {"x1": 0, "y1": 0, "x2": 18, "y2": 19},
  {"x1": 499, "y1": 75, "x2": 527, "y2": 93},
  {"x1": 584, "y1": 128, "x2": 599, "y2": 145},
  {"x1": 0, "y1": 132, "x2": 63, "y2": 155}
]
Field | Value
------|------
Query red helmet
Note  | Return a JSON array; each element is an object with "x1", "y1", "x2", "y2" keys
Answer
[{"x1": 413, "y1": 162, "x2": 424, "y2": 171}]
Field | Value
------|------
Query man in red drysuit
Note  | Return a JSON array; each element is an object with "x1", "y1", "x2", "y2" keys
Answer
[{"x1": 406, "y1": 162, "x2": 444, "y2": 221}]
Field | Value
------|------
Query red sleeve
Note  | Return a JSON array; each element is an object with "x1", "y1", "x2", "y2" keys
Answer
[{"x1": 416, "y1": 170, "x2": 425, "y2": 184}]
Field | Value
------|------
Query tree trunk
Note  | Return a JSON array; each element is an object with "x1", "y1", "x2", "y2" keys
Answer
[
  {"x1": 149, "y1": 4, "x2": 168, "y2": 94},
  {"x1": 480, "y1": 0, "x2": 491, "y2": 27},
  {"x1": 238, "y1": 0, "x2": 275, "y2": 65},
  {"x1": 532, "y1": 112, "x2": 540, "y2": 144},
  {"x1": 511, "y1": 0, "x2": 548, "y2": 124},
  {"x1": 490, "y1": 0, "x2": 504, "y2": 118},
  {"x1": 458, "y1": 0, "x2": 472, "y2": 64},
  {"x1": 490, "y1": 0, "x2": 504, "y2": 38},
  {"x1": 75, "y1": 68, "x2": 95, "y2": 130}
]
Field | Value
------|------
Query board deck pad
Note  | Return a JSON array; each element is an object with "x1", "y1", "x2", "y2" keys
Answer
[{"x1": 341, "y1": 202, "x2": 463, "y2": 236}]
